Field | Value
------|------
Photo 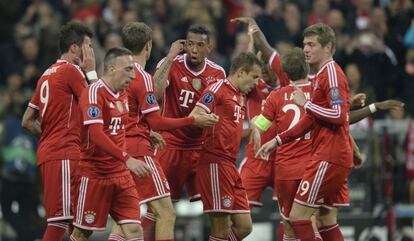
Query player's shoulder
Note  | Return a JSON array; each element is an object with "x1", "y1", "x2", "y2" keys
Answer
[
  {"x1": 206, "y1": 78, "x2": 226, "y2": 94},
  {"x1": 58, "y1": 61, "x2": 85, "y2": 79},
  {"x1": 317, "y1": 60, "x2": 346, "y2": 86},
  {"x1": 205, "y1": 58, "x2": 226, "y2": 76},
  {"x1": 83, "y1": 80, "x2": 104, "y2": 101}
]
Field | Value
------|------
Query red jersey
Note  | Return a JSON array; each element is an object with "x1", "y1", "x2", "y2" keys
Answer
[
  {"x1": 157, "y1": 54, "x2": 226, "y2": 149},
  {"x1": 263, "y1": 83, "x2": 312, "y2": 180},
  {"x1": 196, "y1": 79, "x2": 246, "y2": 163},
  {"x1": 29, "y1": 59, "x2": 87, "y2": 165},
  {"x1": 279, "y1": 61, "x2": 353, "y2": 168},
  {"x1": 244, "y1": 80, "x2": 278, "y2": 161},
  {"x1": 79, "y1": 79, "x2": 129, "y2": 175},
  {"x1": 125, "y1": 62, "x2": 160, "y2": 156},
  {"x1": 269, "y1": 51, "x2": 289, "y2": 87}
]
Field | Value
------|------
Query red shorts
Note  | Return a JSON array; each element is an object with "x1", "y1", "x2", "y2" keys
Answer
[
  {"x1": 133, "y1": 156, "x2": 170, "y2": 205},
  {"x1": 238, "y1": 157, "x2": 276, "y2": 207},
  {"x1": 156, "y1": 148, "x2": 200, "y2": 201},
  {"x1": 197, "y1": 157, "x2": 250, "y2": 214},
  {"x1": 40, "y1": 159, "x2": 79, "y2": 222},
  {"x1": 275, "y1": 180, "x2": 301, "y2": 220},
  {"x1": 294, "y1": 160, "x2": 351, "y2": 208},
  {"x1": 73, "y1": 172, "x2": 140, "y2": 231}
]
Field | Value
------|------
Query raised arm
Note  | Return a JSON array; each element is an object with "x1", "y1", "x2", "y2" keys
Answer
[
  {"x1": 153, "y1": 40, "x2": 186, "y2": 99},
  {"x1": 231, "y1": 17, "x2": 275, "y2": 63},
  {"x1": 350, "y1": 99, "x2": 405, "y2": 124}
]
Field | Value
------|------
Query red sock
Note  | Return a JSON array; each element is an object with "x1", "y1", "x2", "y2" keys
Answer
[
  {"x1": 42, "y1": 222, "x2": 68, "y2": 241},
  {"x1": 210, "y1": 236, "x2": 227, "y2": 241},
  {"x1": 228, "y1": 227, "x2": 240, "y2": 241},
  {"x1": 314, "y1": 231, "x2": 322, "y2": 241},
  {"x1": 109, "y1": 233, "x2": 126, "y2": 241},
  {"x1": 290, "y1": 220, "x2": 315, "y2": 241},
  {"x1": 278, "y1": 221, "x2": 284, "y2": 241},
  {"x1": 142, "y1": 209, "x2": 156, "y2": 241},
  {"x1": 319, "y1": 224, "x2": 344, "y2": 241}
]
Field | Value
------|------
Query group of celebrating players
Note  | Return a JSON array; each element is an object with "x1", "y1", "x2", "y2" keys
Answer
[{"x1": 21, "y1": 15, "x2": 404, "y2": 241}]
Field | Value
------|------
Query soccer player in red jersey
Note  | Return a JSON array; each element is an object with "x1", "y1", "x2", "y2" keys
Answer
[
  {"x1": 189, "y1": 53, "x2": 262, "y2": 241},
  {"x1": 239, "y1": 68, "x2": 279, "y2": 209},
  {"x1": 257, "y1": 24, "x2": 352, "y2": 241},
  {"x1": 21, "y1": 22, "x2": 95, "y2": 241},
  {"x1": 70, "y1": 47, "x2": 151, "y2": 241},
  {"x1": 253, "y1": 48, "x2": 323, "y2": 241},
  {"x1": 107, "y1": 22, "x2": 219, "y2": 241},
  {"x1": 147, "y1": 24, "x2": 225, "y2": 237}
]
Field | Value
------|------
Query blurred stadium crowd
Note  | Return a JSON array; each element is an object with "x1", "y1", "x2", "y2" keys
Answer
[{"x1": 1, "y1": 0, "x2": 414, "y2": 240}]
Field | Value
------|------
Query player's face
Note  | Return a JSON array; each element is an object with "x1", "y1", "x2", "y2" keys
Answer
[
  {"x1": 185, "y1": 32, "x2": 211, "y2": 67},
  {"x1": 112, "y1": 55, "x2": 135, "y2": 91},
  {"x1": 262, "y1": 65, "x2": 278, "y2": 87},
  {"x1": 303, "y1": 35, "x2": 331, "y2": 67},
  {"x1": 238, "y1": 64, "x2": 262, "y2": 94}
]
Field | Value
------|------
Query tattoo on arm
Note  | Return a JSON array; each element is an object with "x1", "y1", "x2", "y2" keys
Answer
[
  {"x1": 154, "y1": 59, "x2": 173, "y2": 99},
  {"x1": 252, "y1": 29, "x2": 275, "y2": 63}
]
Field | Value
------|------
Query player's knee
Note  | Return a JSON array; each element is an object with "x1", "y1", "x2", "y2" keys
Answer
[
  {"x1": 317, "y1": 208, "x2": 338, "y2": 227},
  {"x1": 121, "y1": 223, "x2": 143, "y2": 238},
  {"x1": 71, "y1": 227, "x2": 92, "y2": 241},
  {"x1": 154, "y1": 205, "x2": 176, "y2": 225},
  {"x1": 233, "y1": 218, "x2": 253, "y2": 238},
  {"x1": 210, "y1": 215, "x2": 230, "y2": 238}
]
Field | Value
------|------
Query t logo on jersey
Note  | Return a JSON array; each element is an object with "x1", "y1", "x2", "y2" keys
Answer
[
  {"x1": 109, "y1": 117, "x2": 122, "y2": 135},
  {"x1": 179, "y1": 89, "x2": 195, "y2": 108},
  {"x1": 234, "y1": 105, "x2": 243, "y2": 123}
]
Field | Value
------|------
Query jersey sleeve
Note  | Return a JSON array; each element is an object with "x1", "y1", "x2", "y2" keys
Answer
[
  {"x1": 65, "y1": 64, "x2": 88, "y2": 99},
  {"x1": 303, "y1": 66, "x2": 348, "y2": 125},
  {"x1": 29, "y1": 82, "x2": 40, "y2": 110},
  {"x1": 261, "y1": 91, "x2": 278, "y2": 121},
  {"x1": 80, "y1": 85, "x2": 104, "y2": 125},
  {"x1": 135, "y1": 70, "x2": 160, "y2": 115},
  {"x1": 195, "y1": 80, "x2": 223, "y2": 113},
  {"x1": 269, "y1": 51, "x2": 290, "y2": 87}
]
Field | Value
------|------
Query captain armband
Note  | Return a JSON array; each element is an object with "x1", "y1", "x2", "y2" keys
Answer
[{"x1": 254, "y1": 114, "x2": 272, "y2": 132}]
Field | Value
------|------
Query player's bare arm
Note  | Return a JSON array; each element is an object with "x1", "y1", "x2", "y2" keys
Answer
[
  {"x1": 350, "y1": 134, "x2": 364, "y2": 168},
  {"x1": 21, "y1": 107, "x2": 41, "y2": 138},
  {"x1": 231, "y1": 17, "x2": 275, "y2": 62},
  {"x1": 189, "y1": 106, "x2": 219, "y2": 128},
  {"x1": 153, "y1": 40, "x2": 186, "y2": 98},
  {"x1": 349, "y1": 99, "x2": 404, "y2": 124}
]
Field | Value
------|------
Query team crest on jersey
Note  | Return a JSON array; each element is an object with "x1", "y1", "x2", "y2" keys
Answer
[
  {"x1": 202, "y1": 93, "x2": 214, "y2": 104},
  {"x1": 206, "y1": 76, "x2": 214, "y2": 85},
  {"x1": 192, "y1": 78, "x2": 202, "y2": 90},
  {"x1": 84, "y1": 211, "x2": 96, "y2": 224},
  {"x1": 146, "y1": 94, "x2": 156, "y2": 105},
  {"x1": 116, "y1": 101, "x2": 123, "y2": 113},
  {"x1": 87, "y1": 106, "x2": 100, "y2": 118},
  {"x1": 222, "y1": 195, "x2": 232, "y2": 208}
]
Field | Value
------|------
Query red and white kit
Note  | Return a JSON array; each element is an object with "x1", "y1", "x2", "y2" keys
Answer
[
  {"x1": 278, "y1": 60, "x2": 352, "y2": 209},
  {"x1": 239, "y1": 80, "x2": 279, "y2": 207},
  {"x1": 74, "y1": 79, "x2": 140, "y2": 230},
  {"x1": 29, "y1": 59, "x2": 87, "y2": 222},
  {"x1": 155, "y1": 54, "x2": 226, "y2": 201},
  {"x1": 262, "y1": 82, "x2": 312, "y2": 219},
  {"x1": 196, "y1": 79, "x2": 250, "y2": 214}
]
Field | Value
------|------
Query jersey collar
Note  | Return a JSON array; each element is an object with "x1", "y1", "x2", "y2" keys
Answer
[
  {"x1": 183, "y1": 53, "x2": 207, "y2": 76},
  {"x1": 98, "y1": 79, "x2": 120, "y2": 99},
  {"x1": 316, "y1": 59, "x2": 335, "y2": 76}
]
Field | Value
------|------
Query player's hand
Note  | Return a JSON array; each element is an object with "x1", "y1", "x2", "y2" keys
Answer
[
  {"x1": 375, "y1": 99, "x2": 404, "y2": 111},
  {"x1": 291, "y1": 83, "x2": 307, "y2": 106},
  {"x1": 192, "y1": 111, "x2": 219, "y2": 128},
  {"x1": 80, "y1": 42, "x2": 96, "y2": 73},
  {"x1": 126, "y1": 157, "x2": 152, "y2": 177},
  {"x1": 251, "y1": 127, "x2": 262, "y2": 155},
  {"x1": 350, "y1": 93, "x2": 366, "y2": 108},
  {"x1": 255, "y1": 138, "x2": 278, "y2": 160},
  {"x1": 150, "y1": 131, "x2": 166, "y2": 150},
  {"x1": 231, "y1": 17, "x2": 257, "y2": 26},
  {"x1": 167, "y1": 39, "x2": 186, "y2": 60}
]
